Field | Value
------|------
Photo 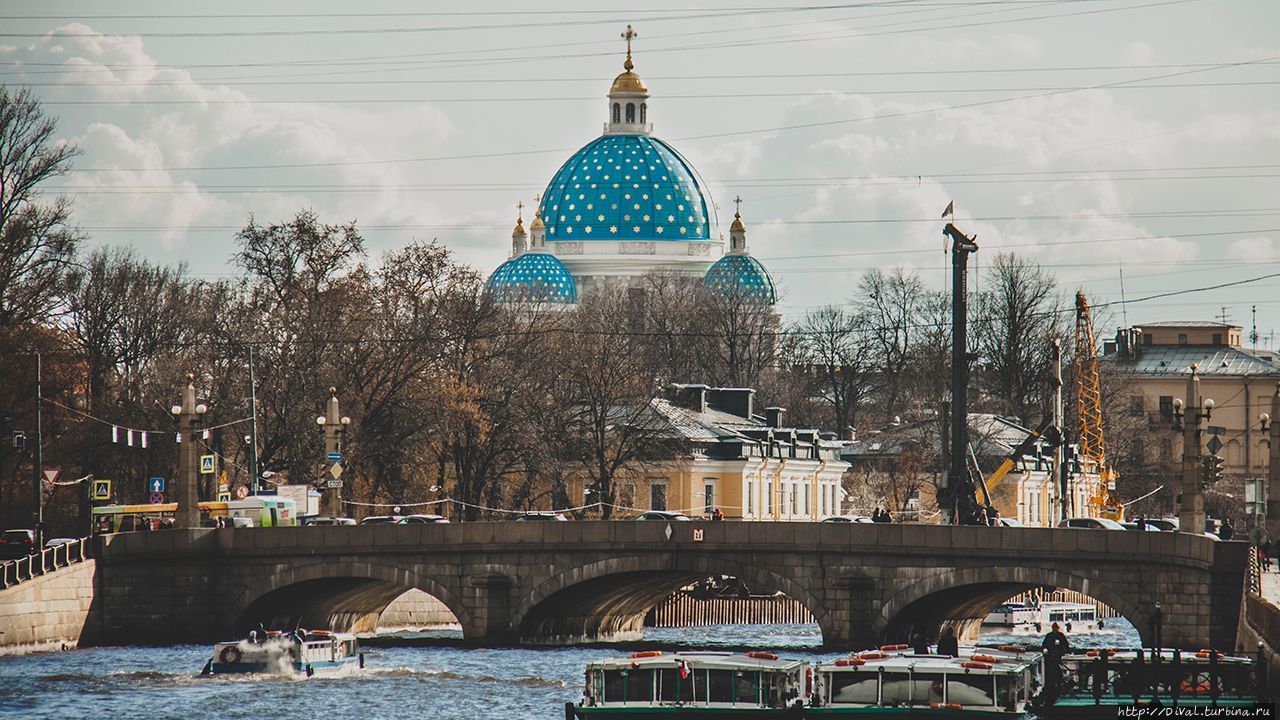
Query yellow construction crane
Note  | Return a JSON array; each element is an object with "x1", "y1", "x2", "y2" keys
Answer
[{"x1": 1073, "y1": 291, "x2": 1124, "y2": 520}]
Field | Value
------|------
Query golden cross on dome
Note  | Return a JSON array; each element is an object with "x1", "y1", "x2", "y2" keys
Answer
[
  {"x1": 621, "y1": 24, "x2": 637, "y2": 70},
  {"x1": 733, "y1": 195, "x2": 743, "y2": 217},
  {"x1": 516, "y1": 200, "x2": 524, "y2": 221}
]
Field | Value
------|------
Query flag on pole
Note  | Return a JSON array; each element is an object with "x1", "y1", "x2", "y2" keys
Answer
[
  {"x1": 112, "y1": 425, "x2": 119, "y2": 443},
  {"x1": 126, "y1": 429, "x2": 134, "y2": 447},
  {"x1": 140, "y1": 432, "x2": 148, "y2": 449},
  {"x1": 941, "y1": 201, "x2": 954, "y2": 219}
]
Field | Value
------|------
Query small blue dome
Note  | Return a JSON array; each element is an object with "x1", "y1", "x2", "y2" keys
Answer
[
  {"x1": 540, "y1": 134, "x2": 712, "y2": 242},
  {"x1": 487, "y1": 252, "x2": 577, "y2": 303},
  {"x1": 703, "y1": 254, "x2": 777, "y2": 304}
]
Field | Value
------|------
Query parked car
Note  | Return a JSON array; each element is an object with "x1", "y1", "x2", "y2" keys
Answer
[
  {"x1": 515, "y1": 512, "x2": 568, "y2": 522},
  {"x1": 43, "y1": 537, "x2": 78, "y2": 548},
  {"x1": 1058, "y1": 517, "x2": 1126, "y2": 530},
  {"x1": 302, "y1": 516, "x2": 357, "y2": 526},
  {"x1": 1120, "y1": 520, "x2": 1166, "y2": 531},
  {"x1": 359, "y1": 515, "x2": 402, "y2": 525},
  {"x1": 0, "y1": 529, "x2": 35, "y2": 559},
  {"x1": 398, "y1": 514, "x2": 450, "y2": 524},
  {"x1": 1144, "y1": 517, "x2": 1180, "y2": 532},
  {"x1": 996, "y1": 517, "x2": 1028, "y2": 528},
  {"x1": 635, "y1": 510, "x2": 690, "y2": 522},
  {"x1": 821, "y1": 515, "x2": 874, "y2": 523}
]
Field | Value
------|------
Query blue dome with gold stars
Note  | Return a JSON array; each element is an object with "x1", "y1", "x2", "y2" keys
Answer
[
  {"x1": 539, "y1": 134, "x2": 712, "y2": 242},
  {"x1": 703, "y1": 253, "x2": 777, "y2": 304},
  {"x1": 487, "y1": 252, "x2": 577, "y2": 303}
]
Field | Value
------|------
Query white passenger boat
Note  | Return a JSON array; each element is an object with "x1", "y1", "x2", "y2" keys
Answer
[
  {"x1": 567, "y1": 650, "x2": 809, "y2": 718},
  {"x1": 203, "y1": 629, "x2": 363, "y2": 676},
  {"x1": 807, "y1": 644, "x2": 1044, "y2": 718},
  {"x1": 982, "y1": 601, "x2": 1102, "y2": 635}
]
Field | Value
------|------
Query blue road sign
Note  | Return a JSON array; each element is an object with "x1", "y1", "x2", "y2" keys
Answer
[
  {"x1": 199, "y1": 454, "x2": 216, "y2": 474},
  {"x1": 326, "y1": 452, "x2": 342, "y2": 462},
  {"x1": 149, "y1": 477, "x2": 165, "y2": 493}
]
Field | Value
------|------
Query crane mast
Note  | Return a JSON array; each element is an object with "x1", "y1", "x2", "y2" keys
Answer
[{"x1": 1073, "y1": 292, "x2": 1124, "y2": 520}]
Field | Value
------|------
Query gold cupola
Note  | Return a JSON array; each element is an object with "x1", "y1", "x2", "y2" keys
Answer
[{"x1": 605, "y1": 25, "x2": 651, "y2": 135}]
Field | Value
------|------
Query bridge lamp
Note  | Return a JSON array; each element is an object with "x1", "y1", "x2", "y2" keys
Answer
[
  {"x1": 170, "y1": 405, "x2": 183, "y2": 416},
  {"x1": 316, "y1": 415, "x2": 327, "y2": 425},
  {"x1": 341, "y1": 416, "x2": 350, "y2": 425},
  {"x1": 195, "y1": 403, "x2": 208, "y2": 415},
  {"x1": 1261, "y1": 412, "x2": 1271, "y2": 433},
  {"x1": 1203, "y1": 398, "x2": 1214, "y2": 420}
]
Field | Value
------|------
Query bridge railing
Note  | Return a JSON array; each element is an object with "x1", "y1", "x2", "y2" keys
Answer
[{"x1": 0, "y1": 538, "x2": 90, "y2": 590}]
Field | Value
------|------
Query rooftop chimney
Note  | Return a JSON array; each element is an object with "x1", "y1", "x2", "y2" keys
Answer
[
  {"x1": 708, "y1": 387, "x2": 754, "y2": 419},
  {"x1": 669, "y1": 383, "x2": 709, "y2": 413},
  {"x1": 765, "y1": 406, "x2": 786, "y2": 428}
]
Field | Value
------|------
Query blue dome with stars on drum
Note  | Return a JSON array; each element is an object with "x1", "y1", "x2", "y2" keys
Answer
[
  {"x1": 703, "y1": 253, "x2": 777, "y2": 304},
  {"x1": 487, "y1": 251, "x2": 578, "y2": 303},
  {"x1": 539, "y1": 134, "x2": 713, "y2": 243}
]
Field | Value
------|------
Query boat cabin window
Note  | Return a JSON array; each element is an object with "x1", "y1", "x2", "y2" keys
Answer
[
  {"x1": 828, "y1": 671, "x2": 878, "y2": 704},
  {"x1": 734, "y1": 670, "x2": 759, "y2": 704},
  {"x1": 994, "y1": 673, "x2": 1020, "y2": 710},
  {"x1": 948, "y1": 673, "x2": 996, "y2": 706},
  {"x1": 910, "y1": 672, "x2": 945, "y2": 706},
  {"x1": 603, "y1": 669, "x2": 654, "y2": 703},
  {"x1": 705, "y1": 669, "x2": 734, "y2": 703},
  {"x1": 658, "y1": 668, "x2": 695, "y2": 702}
]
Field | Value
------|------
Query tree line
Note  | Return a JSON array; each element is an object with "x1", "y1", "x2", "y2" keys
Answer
[{"x1": 0, "y1": 86, "x2": 1162, "y2": 534}]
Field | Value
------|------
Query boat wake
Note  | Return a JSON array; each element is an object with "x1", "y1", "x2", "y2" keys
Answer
[{"x1": 370, "y1": 666, "x2": 565, "y2": 688}]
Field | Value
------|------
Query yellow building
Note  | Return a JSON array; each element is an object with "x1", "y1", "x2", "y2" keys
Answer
[
  {"x1": 570, "y1": 385, "x2": 849, "y2": 520},
  {"x1": 1103, "y1": 322, "x2": 1280, "y2": 480}
]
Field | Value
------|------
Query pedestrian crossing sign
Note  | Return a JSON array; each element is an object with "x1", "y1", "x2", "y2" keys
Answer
[
  {"x1": 217, "y1": 491, "x2": 231, "y2": 502},
  {"x1": 199, "y1": 454, "x2": 216, "y2": 474},
  {"x1": 91, "y1": 479, "x2": 111, "y2": 501}
]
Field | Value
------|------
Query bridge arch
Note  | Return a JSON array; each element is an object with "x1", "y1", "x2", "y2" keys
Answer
[
  {"x1": 877, "y1": 564, "x2": 1150, "y2": 645},
  {"x1": 227, "y1": 559, "x2": 470, "y2": 637},
  {"x1": 512, "y1": 553, "x2": 831, "y2": 644}
]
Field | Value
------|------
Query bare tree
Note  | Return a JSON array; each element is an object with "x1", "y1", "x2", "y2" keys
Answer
[
  {"x1": 792, "y1": 305, "x2": 877, "y2": 432},
  {"x1": 0, "y1": 87, "x2": 81, "y2": 330},
  {"x1": 853, "y1": 268, "x2": 929, "y2": 420}
]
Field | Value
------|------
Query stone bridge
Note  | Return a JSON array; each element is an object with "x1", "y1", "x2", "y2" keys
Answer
[{"x1": 75, "y1": 521, "x2": 1246, "y2": 649}]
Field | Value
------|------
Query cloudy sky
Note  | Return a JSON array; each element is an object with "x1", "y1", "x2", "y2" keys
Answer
[{"x1": 3, "y1": 0, "x2": 1278, "y2": 339}]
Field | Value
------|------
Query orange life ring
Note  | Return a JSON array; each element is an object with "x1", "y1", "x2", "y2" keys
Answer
[
  {"x1": 997, "y1": 645, "x2": 1024, "y2": 653},
  {"x1": 930, "y1": 703, "x2": 963, "y2": 710},
  {"x1": 631, "y1": 651, "x2": 663, "y2": 659},
  {"x1": 859, "y1": 652, "x2": 889, "y2": 660},
  {"x1": 962, "y1": 661, "x2": 993, "y2": 670},
  {"x1": 805, "y1": 666, "x2": 814, "y2": 695},
  {"x1": 747, "y1": 651, "x2": 779, "y2": 661},
  {"x1": 835, "y1": 658, "x2": 866, "y2": 667},
  {"x1": 879, "y1": 643, "x2": 910, "y2": 651},
  {"x1": 1195, "y1": 649, "x2": 1221, "y2": 659},
  {"x1": 971, "y1": 654, "x2": 1000, "y2": 663},
  {"x1": 1180, "y1": 680, "x2": 1213, "y2": 694}
]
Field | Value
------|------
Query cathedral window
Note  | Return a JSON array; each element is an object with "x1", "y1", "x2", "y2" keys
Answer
[
  {"x1": 626, "y1": 103, "x2": 635, "y2": 123},
  {"x1": 640, "y1": 103, "x2": 647, "y2": 123},
  {"x1": 612, "y1": 103, "x2": 620, "y2": 123}
]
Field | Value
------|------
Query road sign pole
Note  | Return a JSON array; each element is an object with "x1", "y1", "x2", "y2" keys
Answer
[
  {"x1": 317, "y1": 388, "x2": 350, "y2": 517},
  {"x1": 172, "y1": 375, "x2": 205, "y2": 530},
  {"x1": 33, "y1": 351, "x2": 43, "y2": 547}
]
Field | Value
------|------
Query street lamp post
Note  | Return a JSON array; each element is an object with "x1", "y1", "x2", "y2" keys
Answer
[
  {"x1": 170, "y1": 375, "x2": 207, "y2": 530},
  {"x1": 1174, "y1": 364, "x2": 1212, "y2": 535},
  {"x1": 316, "y1": 388, "x2": 350, "y2": 517}
]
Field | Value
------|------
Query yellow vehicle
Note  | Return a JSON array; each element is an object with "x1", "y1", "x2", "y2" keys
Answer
[{"x1": 91, "y1": 497, "x2": 298, "y2": 534}]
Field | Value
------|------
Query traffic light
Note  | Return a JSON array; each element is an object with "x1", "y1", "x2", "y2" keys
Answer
[{"x1": 1201, "y1": 454, "x2": 1226, "y2": 484}]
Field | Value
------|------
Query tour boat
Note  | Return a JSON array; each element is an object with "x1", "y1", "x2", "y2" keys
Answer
[
  {"x1": 806, "y1": 644, "x2": 1044, "y2": 717},
  {"x1": 202, "y1": 629, "x2": 363, "y2": 677},
  {"x1": 1035, "y1": 647, "x2": 1262, "y2": 717},
  {"x1": 982, "y1": 601, "x2": 1102, "y2": 635},
  {"x1": 567, "y1": 650, "x2": 809, "y2": 718}
]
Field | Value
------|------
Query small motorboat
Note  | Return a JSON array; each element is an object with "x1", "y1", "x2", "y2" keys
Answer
[
  {"x1": 807, "y1": 644, "x2": 1044, "y2": 717},
  {"x1": 567, "y1": 650, "x2": 809, "y2": 718},
  {"x1": 202, "y1": 628, "x2": 363, "y2": 677}
]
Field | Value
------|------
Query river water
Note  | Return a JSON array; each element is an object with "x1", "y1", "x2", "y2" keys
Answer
[{"x1": 0, "y1": 620, "x2": 1140, "y2": 720}]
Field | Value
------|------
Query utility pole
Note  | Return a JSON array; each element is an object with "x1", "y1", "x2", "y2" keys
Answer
[
  {"x1": 1052, "y1": 340, "x2": 1066, "y2": 524},
  {"x1": 33, "y1": 352, "x2": 43, "y2": 547},
  {"x1": 1177, "y1": 364, "x2": 1209, "y2": 535},
  {"x1": 171, "y1": 375, "x2": 206, "y2": 529},
  {"x1": 941, "y1": 222, "x2": 980, "y2": 525},
  {"x1": 317, "y1": 388, "x2": 350, "y2": 517},
  {"x1": 1266, "y1": 382, "x2": 1280, "y2": 540},
  {"x1": 247, "y1": 348, "x2": 260, "y2": 495}
]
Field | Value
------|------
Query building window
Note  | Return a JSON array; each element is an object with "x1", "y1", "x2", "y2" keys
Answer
[
  {"x1": 1129, "y1": 396, "x2": 1144, "y2": 416},
  {"x1": 802, "y1": 482, "x2": 809, "y2": 515},
  {"x1": 1178, "y1": 333, "x2": 1188, "y2": 345},
  {"x1": 612, "y1": 103, "x2": 620, "y2": 123},
  {"x1": 766, "y1": 481, "x2": 773, "y2": 515},
  {"x1": 626, "y1": 103, "x2": 635, "y2": 123},
  {"x1": 703, "y1": 479, "x2": 716, "y2": 514},
  {"x1": 619, "y1": 481, "x2": 635, "y2": 510},
  {"x1": 819, "y1": 484, "x2": 826, "y2": 516},
  {"x1": 650, "y1": 482, "x2": 667, "y2": 511},
  {"x1": 747, "y1": 481, "x2": 754, "y2": 515},
  {"x1": 1159, "y1": 438, "x2": 1173, "y2": 464},
  {"x1": 1158, "y1": 396, "x2": 1173, "y2": 416},
  {"x1": 1143, "y1": 333, "x2": 1152, "y2": 345},
  {"x1": 640, "y1": 103, "x2": 646, "y2": 123},
  {"x1": 790, "y1": 483, "x2": 798, "y2": 515}
]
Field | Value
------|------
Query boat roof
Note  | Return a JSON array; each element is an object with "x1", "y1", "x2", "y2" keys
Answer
[
  {"x1": 818, "y1": 647, "x2": 1043, "y2": 674},
  {"x1": 1040, "y1": 601, "x2": 1097, "y2": 610},
  {"x1": 588, "y1": 651, "x2": 805, "y2": 672},
  {"x1": 1062, "y1": 649, "x2": 1251, "y2": 664}
]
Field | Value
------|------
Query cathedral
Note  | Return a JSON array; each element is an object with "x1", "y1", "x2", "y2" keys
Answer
[{"x1": 487, "y1": 27, "x2": 776, "y2": 305}]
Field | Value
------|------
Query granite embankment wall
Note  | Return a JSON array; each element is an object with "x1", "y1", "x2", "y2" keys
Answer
[
  {"x1": 0, "y1": 560, "x2": 96, "y2": 654},
  {"x1": 376, "y1": 588, "x2": 459, "y2": 629}
]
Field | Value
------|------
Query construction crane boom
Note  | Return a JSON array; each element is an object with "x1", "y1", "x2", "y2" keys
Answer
[{"x1": 1073, "y1": 291, "x2": 1124, "y2": 520}]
